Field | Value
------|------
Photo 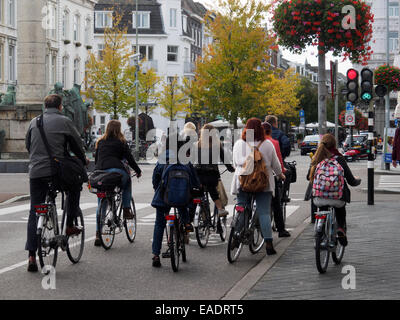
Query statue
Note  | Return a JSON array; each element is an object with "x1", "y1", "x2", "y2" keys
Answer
[{"x1": 0, "y1": 85, "x2": 16, "y2": 106}]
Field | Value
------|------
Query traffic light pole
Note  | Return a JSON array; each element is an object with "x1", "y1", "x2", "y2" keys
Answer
[{"x1": 367, "y1": 101, "x2": 374, "y2": 205}]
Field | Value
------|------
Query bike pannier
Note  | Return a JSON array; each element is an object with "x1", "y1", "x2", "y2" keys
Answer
[{"x1": 88, "y1": 170, "x2": 123, "y2": 192}]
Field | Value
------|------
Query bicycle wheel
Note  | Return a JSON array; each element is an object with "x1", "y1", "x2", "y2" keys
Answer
[
  {"x1": 37, "y1": 206, "x2": 58, "y2": 270},
  {"x1": 315, "y1": 232, "x2": 330, "y2": 274},
  {"x1": 124, "y1": 198, "x2": 137, "y2": 243},
  {"x1": 227, "y1": 227, "x2": 243, "y2": 263},
  {"x1": 249, "y1": 224, "x2": 265, "y2": 254},
  {"x1": 169, "y1": 222, "x2": 180, "y2": 272},
  {"x1": 217, "y1": 216, "x2": 227, "y2": 242},
  {"x1": 66, "y1": 210, "x2": 85, "y2": 264},
  {"x1": 195, "y1": 206, "x2": 210, "y2": 248},
  {"x1": 99, "y1": 198, "x2": 115, "y2": 250}
]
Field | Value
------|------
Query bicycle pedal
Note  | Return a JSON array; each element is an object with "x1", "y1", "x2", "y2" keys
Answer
[{"x1": 162, "y1": 251, "x2": 171, "y2": 259}]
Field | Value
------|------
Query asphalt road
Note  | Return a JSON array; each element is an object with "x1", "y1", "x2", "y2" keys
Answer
[{"x1": 0, "y1": 150, "x2": 392, "y2": 299}]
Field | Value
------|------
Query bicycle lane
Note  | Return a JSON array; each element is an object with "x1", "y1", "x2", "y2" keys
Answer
[{"x1": 242, "y1": 201, "x2": 400, "y2": 300}]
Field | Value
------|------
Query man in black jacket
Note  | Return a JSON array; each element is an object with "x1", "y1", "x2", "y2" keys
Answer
[{"x1": 25, "y1": 94, "x2": 88, "y2": 272}]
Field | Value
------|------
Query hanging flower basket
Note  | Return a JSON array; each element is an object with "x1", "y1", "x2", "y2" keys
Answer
[
  {"x1": 64, "y1": 39, "x2": 71, "y2": 45},
  {"x1": 75, "y1": 42, "x2": 82, "y2": 47},
  {"x1": 374, "y1": 65, "x2": 400, "y2": 92}
]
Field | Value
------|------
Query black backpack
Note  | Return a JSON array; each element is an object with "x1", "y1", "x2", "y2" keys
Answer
[
  {"x1": 89, "y1": 170, "x2": 123, "y2": 192},
  {"x1": 162, "y1": 164, "x2": 191, "y2": 207}
]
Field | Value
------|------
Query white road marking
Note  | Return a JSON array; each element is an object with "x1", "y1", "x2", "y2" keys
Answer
[
  {"x1": 378, "y1": 176, "x2": 400, "y2": 189},
  {"x1": 286, "y1": 206, "x2": 300, "y2": 218}
]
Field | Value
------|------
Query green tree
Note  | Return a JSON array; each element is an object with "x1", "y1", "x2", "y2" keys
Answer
[
  {"x1": 138, "y1": 66, "x2": 161, "y2": 116},
  {"x1": 84, "y1": 12, "x2": 136, "y2": 119},
  {"x1": 158, "y1": 77, "x2": 189, "y2": 122}
]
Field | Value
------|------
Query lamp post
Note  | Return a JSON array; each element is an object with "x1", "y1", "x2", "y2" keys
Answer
[{"x1": 134, "y1": 0, "x2": 139, "y2": 160}]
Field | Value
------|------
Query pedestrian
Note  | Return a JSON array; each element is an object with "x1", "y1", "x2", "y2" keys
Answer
[
  {"x1": 392, "y1": 126, "x2": 400, "y2": 168},
  {"x1": 150, "y1": 135, "x2": 200, "y2": 267},
  {"x1": 231, "y1": 118, "x2": 285, "y2": 255},
  {"x1": 25, "y1": 94, "x2": 89, "y2": 272},
  {"x1": 306, "y1": 134, "x2": 361, "y2": 246},
  {"x1": 93, "y1": 120, "x2": 142, "y2": 246},
  {"x1": 262, "y1": 122, "x2": 290, "y2": 237}
]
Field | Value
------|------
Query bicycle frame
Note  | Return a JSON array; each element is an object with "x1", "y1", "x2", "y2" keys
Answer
[{"x1": 315, "y1": 207, "x2": 337, "y2": 250}]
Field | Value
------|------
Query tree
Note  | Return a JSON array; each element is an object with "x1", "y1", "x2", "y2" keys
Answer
[
  {"x1": 272, "y1": 0, "x2": 374, "y2": 134},
  {"x1": 297, "y1": 77, "x2": 318, "y2": 124},
  {"x1": 158, "y1": 77, "x2": 189, "y2": 122},
  {"x1": 191, "y1": 0, "x2": 275, "y2": 128},
  {"x1": 256, "y1": 68, "x2": 302, "y2": 120},
  {"x1": 84, "y1": 12, "x2": 136, "y2": 119},
  {"x1": 138, "y1": 66, "x2": 161, "y2": 116}
]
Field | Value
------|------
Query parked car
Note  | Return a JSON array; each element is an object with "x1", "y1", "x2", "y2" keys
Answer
[
  {"x1": 342, "y1": 134, "x2": 369, "y2": 161},
  {"x1": 300, "y1": 135, "x2": 320, "y2": 155}
]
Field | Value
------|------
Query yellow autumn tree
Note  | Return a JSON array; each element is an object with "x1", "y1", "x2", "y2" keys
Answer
[
  {"x1": 190, "y1": 0, "x2": 275, "y2": 128},
  {"x1": 158, "y1": 77, "x2": 189, "y2": 122},
  {"x1": 84, "y1": 12, "x2": 136, "y2": 119},
  {"x1": 138, "y1": 65, "x2": 161, "y2": 116},
  {"x1": 258, "y1": 68, "x2": 302, "y2": 119}
]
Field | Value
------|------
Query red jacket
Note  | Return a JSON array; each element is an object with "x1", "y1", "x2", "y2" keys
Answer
[
  {"x1": 266, "y1": 137, "x2": 285, "y2": 172},
  {"x1": 392, "y1": 128, "x2": 400, "y2": 162}
]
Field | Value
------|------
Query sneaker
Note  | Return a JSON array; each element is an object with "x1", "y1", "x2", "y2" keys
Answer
[
  {"x1": 27, "y1": 259, "x2": 38, "y2": 273},
  {"x1": 123, "y1": 208, "x2": 134, "y2": 220},
  {"x1": 278, "y1": 230, "x2": 291, "y2": 238},
  {"x1": 66, "y1": 226, "x2": 82, "y2": 236},
  {"x1": 218, "y1": 208, "x2": 229, "y2": 217},
  {"x1": 185, "y1": 223, "x2": 194, "y2": 233},
  {"x1": 152, "y1": 255, "x2": 161, "y2": 268},
  {"x1": 94, "y1": 232, "x2": 101, "y2": 247}
]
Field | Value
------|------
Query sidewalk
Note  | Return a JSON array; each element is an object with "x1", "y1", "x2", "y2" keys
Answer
[
  {"x1": 244, "y1": 201, "x2": 400, "y2": 300},
  {"x1": 0, "y1": 193, "x2": 29, "y2": 204}
]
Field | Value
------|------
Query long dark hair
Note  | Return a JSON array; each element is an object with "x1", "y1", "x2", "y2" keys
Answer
[
  {"x1": 96, "y1": 120, "x2": 126, "y2": 149},
  {"x1": 309, "y1": 133, "x2": 337, "y2": 181},
  {"x1": 242, "y1": 118, "x2": 265, "y2": 142}
]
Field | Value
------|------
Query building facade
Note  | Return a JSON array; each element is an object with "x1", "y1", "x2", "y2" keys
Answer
[{"x1": 91, "y1": 0, "x2": 207, "y2": 137}]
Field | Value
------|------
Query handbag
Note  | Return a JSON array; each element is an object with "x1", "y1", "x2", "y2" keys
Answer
[
  {"x1": 217, "y1": 180, "x2": 228, "y2": 207},
  {"x1": 36, "y1": 114, "x2": 88, "y2": 191}
]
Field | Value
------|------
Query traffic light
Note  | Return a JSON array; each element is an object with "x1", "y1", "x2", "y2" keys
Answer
[
  {"x1": 360, "y1": 68, "x2": 373, "y2": 102},
  {"x1": 375, "y1": 84, "x2": 387, "y2": 98},
  {"x1": 346, "y1": 68, "x2": 359, "y2": 103}
]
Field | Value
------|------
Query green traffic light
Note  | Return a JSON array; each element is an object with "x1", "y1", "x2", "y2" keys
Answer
[{"x1": 362, "y1": 92, "x2": 372, "y2": 101}]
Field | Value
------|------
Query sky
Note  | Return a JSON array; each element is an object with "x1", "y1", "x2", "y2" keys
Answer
[{"x1": 198, "y1": 0, "x2": 354, "y2": 75}]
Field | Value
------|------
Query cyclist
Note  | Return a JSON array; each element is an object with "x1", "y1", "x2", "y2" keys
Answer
[
  {"x1": 231, "y1": 118, "x2": 285, "y2": 255},
  {"x1": 151, "y1": 135, "x2": 200, "y2": 267},
  {"x1": 262, "y1": 122, "x2": 290, "y2": 238},
  {"x1": 194, "y1": 124, "x2": 235, "y2": 217},
  {"x1": 25, "y1": 94, "x2": 89, "y2": 272},
  {"x1": 307, "y1": 134, "x2": 361, "y2": 246},
  {"x1": 94, "y1": 120, "x2": 142, "y2": 246}
]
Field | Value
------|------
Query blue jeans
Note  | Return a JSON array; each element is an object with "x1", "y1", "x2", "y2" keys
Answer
[
  {"x1": 96, "y1": 168, "x2": 131, "y2": 232},
  {"x1": 152, "y1": 207, "x2": 190, "y2": 256},
  {"x1": 237, "y1": 190, "x2": 273, "y2": 241}
]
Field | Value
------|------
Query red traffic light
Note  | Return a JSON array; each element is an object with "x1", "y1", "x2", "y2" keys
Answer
[{"x1": 347, "y1": 69, "x2": 358, "y2": 80}]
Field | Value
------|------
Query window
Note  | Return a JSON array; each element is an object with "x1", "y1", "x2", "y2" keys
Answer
[
  {"x1": 167, "y1": 46, "x2": 178, "y2": 62},
  {"x1": 182, "y1": 15, "x2": 187, "y2": 33},
  {"x1": 95, "y1": 11, "x2": 112, "y2": 28},
  {"x1": 132, "y1": 45, "x2": 154, "y2": 60},
  {"x1": 98, "y1": 43, "x2": 105, "y2": 60},
  {"x1": 62, "y1": 56, "x2": 68, "y2": 86},
  {"x1": 93, "y1": 115, "x2": 96, "y2": 126},
  {"x1": 73, "y1": 14, "x2": 80, "y2": 42},
  {"x1": 100, "y1": 116, "x2": 106, "y2": 134},
  {"x1": 170, "y1": 9, "x2": 177, "y2": 28},
  {"x1": 389, "y1": 2, "x2": 399, "y2": 17},
  {"x1": 8, "y1": 0, "x2": 15, "y2": 27},
  {"x1": 50, "y1": 55, "x2": 56, "y2": 85},
  {"x1": 8, "y1": 44, "x2": 15, "y2": 81},
  {"x1": 74, "y1": 59, "x2": 80, "y2": 84},
  {"x1": 389, "y1": 32, "x2": 399, "y2": 52},
  {"x1": 167, "y1": 76, "x2": 177, "y2": 85},
  {"x1": 62, "y1": 11, "x2": 69, "y2": 39},
  {"x1": 85, "y1": 18, "x2": 91, "y2": 44},
  {"x1": 184, "y1": 48, "x2": 189, "y2": 62},
  {"x1": 50, "y1": 5, "x2": 57, "y2": 39},
  {"x1": 0, "y1": 0, "x2": 3, "y2": 24},
  {"x1": 133, "y1": 12, "x2": 150, "y2": 29}
]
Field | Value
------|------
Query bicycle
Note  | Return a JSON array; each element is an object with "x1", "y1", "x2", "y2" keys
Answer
[
  {"x1": 35, "y1": 179, "x2": 85, "y2": 271},
  {"x1": 93, "y1": 174, "x2": 137, "y2": 250},
  {"x1": 227, "y1": 195, "x2": 264, "y2": 263},
  {"x1": 162, "y1": 208, "x2": 187, "y2": 272},
  {"x1": 192, "y1": 186, "x2": 227, "y2": 248},
  {"x1": 314, "y1": 206, "x2": 345, "y2": 274}
]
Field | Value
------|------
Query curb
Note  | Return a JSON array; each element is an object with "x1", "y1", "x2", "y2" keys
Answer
[
  {"x1": 375, "y1": 170, "x2": 400, "y2": 176},
  {"x1": 0, "y1": 194, "x2": 30, "y2": 205},
  {"x1": 221, "y1": 217, "x2": 311, "y2": 300},
  {"x1": 360, "y1": 187, "x2": 400, "y2": 194}
]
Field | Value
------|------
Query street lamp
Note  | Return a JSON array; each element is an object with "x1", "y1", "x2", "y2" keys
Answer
[{"x1": 134, "y1": 0, "x2": 140, "y2": 160}]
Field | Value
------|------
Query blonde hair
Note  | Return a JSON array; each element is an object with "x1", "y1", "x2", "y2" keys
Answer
[
  {"x1": 96, "y1": 120, "x2": 126, "y2": 149},
  {"x1": 198, "y1": 124, "x2": 220, "y2": 149},
  {"x1": 309, "y1": 134, "x2": 337, "y2": 181}
]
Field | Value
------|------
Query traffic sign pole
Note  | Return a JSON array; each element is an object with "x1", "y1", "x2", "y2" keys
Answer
[{"x1": 368, "y1": 101, "x2": 374, "y2": 205}]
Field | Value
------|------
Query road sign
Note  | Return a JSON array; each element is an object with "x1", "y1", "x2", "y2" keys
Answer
[
  {"x1": 299, "y1": 109, "x2": 305, "y2": 118},
  {"x1": 345, "y1": 113, "x2": 355, "y2": 126},
  {"x1": 300, "y1": 117, "x2": 305, "y2": 125},
  {"x1": 346, "y1": 101, "x2": 354, "y2": 112}
]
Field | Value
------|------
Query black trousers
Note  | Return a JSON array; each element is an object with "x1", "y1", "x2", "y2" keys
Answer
[
  {"x1": 271, "y1": 179, "x2": 285, "y2": 232},
  {"x1": 25, "y1": 177, "x2": 81, "y2": 255}
]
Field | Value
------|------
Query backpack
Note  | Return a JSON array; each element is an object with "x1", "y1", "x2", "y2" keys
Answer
[
  {"x1": 88, "y1": 170, "x2": 123, "y2": 192},
  {"x1": 162, "y1": 164, "x2": 191, "y2": 207},
  {"x1": 312, "y1": 156, "x2": 345, "y2": 200},
  {"x1": 239, "y1": 141, "x2": 269, "y2": 193}
]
